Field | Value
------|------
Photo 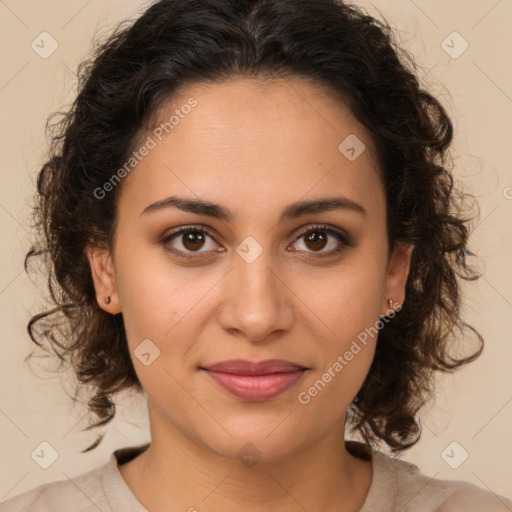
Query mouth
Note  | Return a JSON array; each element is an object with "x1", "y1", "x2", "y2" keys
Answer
[{"x1": 200, "y1": 359, "x2": 308, "y2": 402}]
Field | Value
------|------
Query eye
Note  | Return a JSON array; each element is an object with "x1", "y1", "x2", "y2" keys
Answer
[
  {"x1": 160, "y1": 223, "x2": 351, "y2": 260},
  {"x1": 161, "y1": 226, "x2": 222, "y2": 259},
  {"x1": 289, "y1": 224, "x2": 350, "y2": 257}
]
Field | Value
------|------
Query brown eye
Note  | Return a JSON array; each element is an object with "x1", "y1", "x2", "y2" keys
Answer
[
  {"x1": 181, "y1": 229, "x2": 207, "y2": 251},
  {"x1": 303, "y1": 230, "x2": 328, "y2": 251},
  {"x1": 161, "y1": 226, "x2": 220, "y2": 258},
  {"x1": 290, "y1": 225, "x2": 349, "y2": 257}
]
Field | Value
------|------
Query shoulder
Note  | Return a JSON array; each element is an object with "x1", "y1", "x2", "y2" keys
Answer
[
  {"x1": 0, "y1": 444, "x2": 149, "y2": 512},
  {"x1": 373, "y1": 450, "x2": 512, "y2": 512},
  {"x1": 0, "y1": 464, "x2": 108, "y2": 512}
]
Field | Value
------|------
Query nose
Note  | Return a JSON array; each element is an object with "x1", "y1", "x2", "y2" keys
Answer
[{"x1": 217, "y1": 250, "x2": 294, "y2": 343}]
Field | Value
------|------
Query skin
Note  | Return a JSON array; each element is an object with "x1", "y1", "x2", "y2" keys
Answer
[{"x1": 87, "y1": 77, "x2": 413, "y2": 512}]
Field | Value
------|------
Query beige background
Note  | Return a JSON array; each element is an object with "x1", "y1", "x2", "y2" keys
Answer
[{"x1": 1, "y1": 0, "x2": 511, "y2": 502}]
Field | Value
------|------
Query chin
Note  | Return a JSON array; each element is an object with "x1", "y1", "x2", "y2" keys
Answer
[{"x1": 191, "y1": 412, "x2": 316, "y2": 467}]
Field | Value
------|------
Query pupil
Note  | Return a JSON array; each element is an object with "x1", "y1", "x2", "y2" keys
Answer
[
  {"x1": 184, "y1": 230, "x2": 204, "y2": 250},
  {"x1": 307, "y1": 231, "x2": 327, "y2": 251}
]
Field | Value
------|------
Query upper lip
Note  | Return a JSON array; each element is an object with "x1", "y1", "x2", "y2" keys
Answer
[{"x1": 201, "y1": 359, "x2": 307, "y2": 375}]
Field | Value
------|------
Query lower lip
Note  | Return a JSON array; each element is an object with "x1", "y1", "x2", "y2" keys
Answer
[{"x1": 202, "y1": 369, "x2": 306, "y2": 401}]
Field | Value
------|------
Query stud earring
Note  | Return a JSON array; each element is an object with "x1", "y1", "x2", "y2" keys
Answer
[
  {"x1": 104, "y1": 296, "x2": 111, "y2": 305},
  {"x1": 380, "y1": 299, "x2": 394, "y2": 319}
]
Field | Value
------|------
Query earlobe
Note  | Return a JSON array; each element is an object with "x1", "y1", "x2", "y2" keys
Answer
[
  {"x1": 85, "y1": 244, "x2": 122, "y2": 314},
  {"x1": 381, "y1": 243, "x2": 414, "y2": 316}
]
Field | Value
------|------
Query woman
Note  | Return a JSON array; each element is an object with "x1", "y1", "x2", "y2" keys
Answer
[{"x1": 1, "y1": 0, "x2": 510, "y2": 510}]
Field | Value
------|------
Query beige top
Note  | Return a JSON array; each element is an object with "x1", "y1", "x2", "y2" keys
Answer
[{"x1": 1, "y1": 442, "x2": 510, "y2": 511}]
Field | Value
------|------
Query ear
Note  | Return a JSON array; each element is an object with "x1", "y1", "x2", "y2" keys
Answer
[
  {"x1": 85, "y1": 243, "x2": 122, "y2": 314},
  {"x1": 381, "y1": 242, "x2": 414, "y2": 316}
]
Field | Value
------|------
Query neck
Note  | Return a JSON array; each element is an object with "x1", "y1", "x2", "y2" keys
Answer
[{"x1": 119, "y1": 406, "x2": 373, "y2": 512}]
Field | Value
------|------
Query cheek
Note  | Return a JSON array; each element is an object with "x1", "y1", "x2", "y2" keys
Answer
[
  {"x1": 113, "y1": 235, "x2": 179, "y2": 319},
  {"x1": 295, "y1": 260, "x2": 384, "y2": 339},
  {"x1": 291, "y1": 252, "x2": 386, "y2": 406},
  {"x1": 296, "y1": 270, "x2": 380, "y2": 415},
  {"x1": 120, "y1": 272, "x2": 206, "y2": 345},
  {"x1": 114, "y1": 259, "x2": 206, "y2": 400},
  {"x1": 114, "y1": 250, "x2": 229, "y2": 379}
]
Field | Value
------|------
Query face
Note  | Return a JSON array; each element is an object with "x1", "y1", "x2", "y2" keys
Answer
[{"x1": 88, "y1": 77, "x2": 412, "y2": 463}]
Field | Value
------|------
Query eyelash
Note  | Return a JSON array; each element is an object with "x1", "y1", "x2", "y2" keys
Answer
[{"x1": 160, "y1": 224, "x2": 351, "y2": 260}]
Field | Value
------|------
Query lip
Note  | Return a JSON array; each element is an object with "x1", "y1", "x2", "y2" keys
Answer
[
  {"x1": 201, "y1": 359, "x2": 308, "y2": 401},
  {"x1": 202, "y1": 359, "x2": 306, "y2": 375}
]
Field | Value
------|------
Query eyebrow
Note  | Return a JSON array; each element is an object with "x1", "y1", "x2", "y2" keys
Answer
[{"x1": 140, "y1": 195, "x2": 367, "y2": 221}]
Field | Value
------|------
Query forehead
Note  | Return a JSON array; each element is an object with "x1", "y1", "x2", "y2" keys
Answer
[
  {"x1": 149, "y1": 76, "x2": 379, "y2": 160},
  {"x1": 118, "y1": 77, "x2": 384, "y2": 222}
]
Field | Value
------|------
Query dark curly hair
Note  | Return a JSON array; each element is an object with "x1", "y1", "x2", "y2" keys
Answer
[{"x1": 24, "y1": 0, "x2": 483, "y2": 454}]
